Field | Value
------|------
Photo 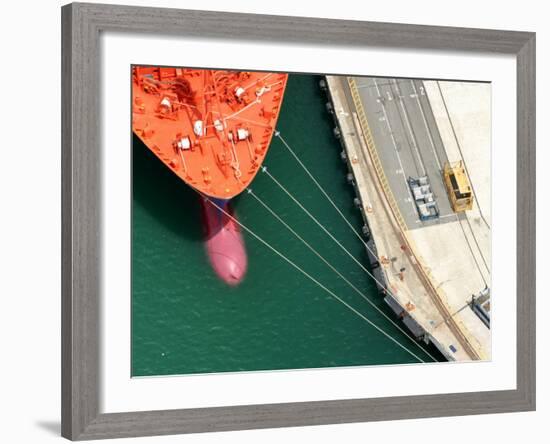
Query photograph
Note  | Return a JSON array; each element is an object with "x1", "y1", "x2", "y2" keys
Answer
[
  {"x1": 2, "y1": 1, "x2": 542, "y2": 442},
  {"x1": 131, "y1": 65, "x2": 491, "y2": 376}
]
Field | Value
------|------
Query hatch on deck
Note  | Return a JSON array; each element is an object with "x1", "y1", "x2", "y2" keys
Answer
[{"x1": 443, "y1": 161, "x2": 473, "y2": 212}]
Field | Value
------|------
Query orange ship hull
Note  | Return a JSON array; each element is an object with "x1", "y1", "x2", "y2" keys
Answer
[{"x1": 132, "y1": 66, "x2": 288, "y2": 199}]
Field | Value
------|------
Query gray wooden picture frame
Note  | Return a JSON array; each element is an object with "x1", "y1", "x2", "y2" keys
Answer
[{"x1": 61, "y1": 2, "x2": 536, "y2": 440}]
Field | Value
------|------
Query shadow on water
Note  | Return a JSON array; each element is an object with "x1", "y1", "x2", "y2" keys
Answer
[{"x1": 132, "y1": 134, "x2": 203, "y2": 242}]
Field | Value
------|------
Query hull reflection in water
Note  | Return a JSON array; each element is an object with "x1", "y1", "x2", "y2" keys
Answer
[{"x1": 200, "y1": 197, "x2": 247, "y2": 285}]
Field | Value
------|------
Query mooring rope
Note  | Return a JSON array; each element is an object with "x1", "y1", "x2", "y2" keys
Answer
[
  {"x1": 275, "y1": 131, "x2": 402, "y2": 285},
  {"x1": 201, "y1": 194, "x2": 428, "y2": 364},
  {"x1": 275, "y1": 132, "x2": 372, "y2": 252},
  {"x1": 246, "y1": 188, "x2": 438, "y2": 362},
  {"x1": 260, "y1": 165, "x2": 388, "y2": 289},
  {"x1": 268, "y1": 134, "x2": 446, "y2": 355}
]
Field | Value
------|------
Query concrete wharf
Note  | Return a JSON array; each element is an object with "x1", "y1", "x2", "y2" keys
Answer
[{"x1": 324, "y1": 75, "x2": 491, "y2": 361}]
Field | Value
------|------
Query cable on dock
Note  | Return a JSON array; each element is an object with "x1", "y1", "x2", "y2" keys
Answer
[{"x1": 436, "y1": 81, "x2": 491, "y2": 231}]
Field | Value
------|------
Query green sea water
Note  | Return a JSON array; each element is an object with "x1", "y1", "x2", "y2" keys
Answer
[{"x1": 131, "y1": 74, "x2": 444, "y2": 377}]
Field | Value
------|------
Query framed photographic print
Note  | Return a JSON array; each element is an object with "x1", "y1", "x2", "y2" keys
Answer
[{"x1": 61, "y1": 2, "x2": 535, "y2": 440}]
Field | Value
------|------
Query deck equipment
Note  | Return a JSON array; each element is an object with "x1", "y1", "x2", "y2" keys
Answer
[{"x1": 132, "y1": 66, "x2": 288, "y2": 285}]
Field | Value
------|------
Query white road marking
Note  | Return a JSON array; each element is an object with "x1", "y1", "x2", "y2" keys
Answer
[
  {"x1": 410, "y1": 80, "x2": 443, "y2": 171},
  {"x1": 392, "y1": 79, "x2": 426, "y2": 176},
  {"x1": 372, "y1": 78, "x2": 417, "y2": 216}
]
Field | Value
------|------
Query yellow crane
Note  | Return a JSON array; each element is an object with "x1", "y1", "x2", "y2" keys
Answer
[{"x1": 443, "y1": 161, "x2": 473, "y2": 212}]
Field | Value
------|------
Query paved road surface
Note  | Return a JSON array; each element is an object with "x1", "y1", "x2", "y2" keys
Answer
[{"x1": 354, "y1": 77, "x2": 455, "y2": 230}]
